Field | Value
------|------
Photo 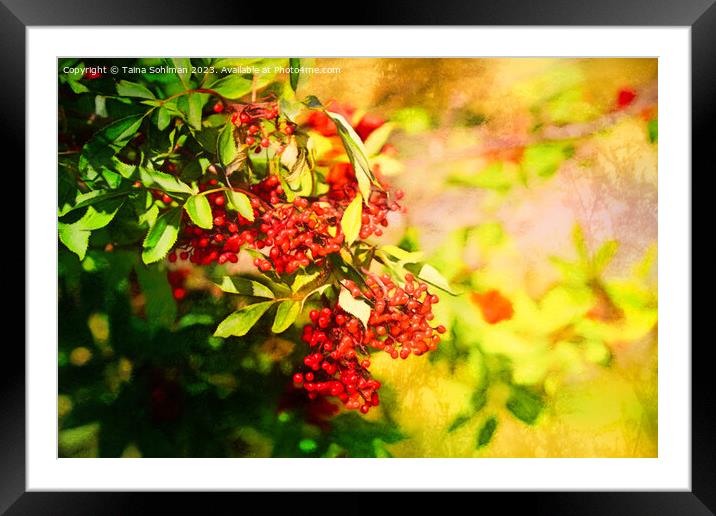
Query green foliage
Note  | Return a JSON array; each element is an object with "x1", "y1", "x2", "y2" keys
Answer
[
  {"x1": 506, "y1": 386, "x2": 545, "y2": 425},
  {"x1": 271, "y1": 301, "x2": 300, "y2": 333},
  {"x1": 476, "y1": 416, "x2": 497, "y2": 448},
  {"x1": 183, "y1": 195, "x2": 213, "y2": 229},
  {"x1": 142, "y1": 208, "x2": 181, "y2": 264},
  {"x1": 214, "y1": 301, "x2": 275, "y2": 338}
]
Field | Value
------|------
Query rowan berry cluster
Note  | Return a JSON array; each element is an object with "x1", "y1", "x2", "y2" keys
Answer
[
  {"x1": 228, "y1": 101, "x2": 295, "y2": 155},
  {"x1": 252, "y1": 196, "x2": 345, "y2": 274},
  {"x1": 323, "y1": 162, "x2": 404, "y2": 239},
  {"x1": 170, "y1": 179, "x2": 258, "y2": 266},
  {"x1": 293, "y1": 272, "x2": 445, "y2": 413}
]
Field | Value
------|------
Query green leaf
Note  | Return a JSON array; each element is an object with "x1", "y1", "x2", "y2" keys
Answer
[
  {"x1": 217, "y1": 122, "x2": 237, "y2": 167},
  {"x1": 447, "y1": 413, "x2": 472, "y2": 433},
  {"x1": 418, "y1": 263, "x2": 457, "y2": 295},
  {"x1": 58, "y1": 188, "x2": 131, "y2": 217},
  {"x1": 292, "y1": 271, "x2": 321, "y2": 293},
  {"x1": 184, "y1": 194, "x2": 213, "y2": 229},
  {"x1": 171, "y1": 58, "x2": 192, "y2": 87},
  {"x1": 141, "y1": 208, "x2": 181, "y2": 264},
  {"x1": 476, "y1": 416, "x2": 498, "y2": 448},
  {"x1": 289, "y1": 58, "x2": 301, "y2": 92},
  {"x1": 157, "y1": 107, "x2": 172, "y2": 131},
  {"x1": 217, "y1": 276, "x2": 275, "y2": 299},
  {"x1": 300, "y1": 283, "x2": 332, "y2": 312},
  {"x1": 67, "y1": 79, "x2": 89, "y2": 94},
  {"x1": 338, "y1": 287, "x2": 371, "y2": 328},
  {"x1": 135, "y1": 264, "x2": 177, "y2": 328},
  {"x1": 227, "y1": 190, "x2": 254, "y2": 222},
  {"x1": 272, "y1": 300, "x2": 300, "y2": 333},
  {"x1": 647, "y1": 118, "x2": 658, "y2": 143},
  {"x1": 211, "y1": 74, "x2": 253, "y2": 99},
  {"x1": 327, "y1": 110, "x2": 376, "y2": 199},
  {"x1": 58, "y1": 198, "x2": 124, "y2": 259},
  {"x1": 214, "y1": 301, "x2": 275, "y2": 338},
  {"x1": 79, "y1": 114, "x2": 144, "y2": 174},
  {"x1": 340, "y1": 193, "x2": 362, "y2": 245},
  {"x1": 186, "y1": 92, "x2": 206, "y2": 131},
  {"x1": 77, "y1": 201, "x2": 123, "y2": 230},
  {"x1": 328, "y1": 413, "x2": 404, "y2": 457},
  {"x1": 138, "y1": 167, "x2": 194, "y2": 195},
  {"x1": 378, "y1": 245, "x2": 424, "y2": 264},
  {"x1": 116, "y1": 79, "x2": 155, "y2": 99},
  {"x1": 58, "y1": 223, "x2": 91, "y2": 260},
  {"x1": 506, "y1": 386, "x2": 544, "y2": 425},
  {"x1": 95, "y1": 95, "x2": 108, "y2": 117}
]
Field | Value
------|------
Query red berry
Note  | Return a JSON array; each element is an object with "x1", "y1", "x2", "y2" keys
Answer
[
  {"x1": 283, "y1": 125, "x2": 295, "y2": 135},
  {"x1": 293, "y1": 373, "x2": 303, "y2": 384},
  {"x1": 213, "y1": 102, "x2": 224, "y2": 113},
  {"x1": 260, "y1": 138, "x2": 270, "y2": 148},
  {"x1": 239, "y1": 112, "x2": 251, "y2": 124},
  {"x1": 161, "y1": 194, "x2": 172, "y2": 204},
  {"x1": 617, "y1": 87, "x2": 637, "y2": 109},
  {"x1": 245, "y1": 136, "x2": 255, "y2": 146},
  {"x1": 172, "y1": 288, "x2": 186, "y2": 300}
]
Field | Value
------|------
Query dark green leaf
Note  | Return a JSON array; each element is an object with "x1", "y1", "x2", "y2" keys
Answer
[
  {"x1": 116, "y1": 80, "x2": 155, "y2": 100},
  {"x1": 135, "y1": 264, "x2": 177, "y2": 328},
  {"x1": 506, "y1": 386, "x2": 544, "y2": 425},
  {"x1": 648, "y1": 118, "x2": 658, "y2": 143},
  {"x1": 447, "y1": 413, "x2": 472, "y2": 433},
  {"x1": 157, "y1": 107, "x2": 172, "y2": 131},
  {"x1": 476, "y1": 416, "x2": 498, "y2": 448},
  {"x1": 289, "y1": 58, "x2": 301, "y2": 92},
  {"x1": 216, "y1": 276, "x2": 275, "y2": 298},
  {"x1": 138, "y1": 167, "x2": 194, "y2": 195}
]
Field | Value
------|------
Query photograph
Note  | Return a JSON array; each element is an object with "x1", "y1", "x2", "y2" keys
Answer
[{"x1": 57, "y1": 56, "x2": 658, "y2": 459}]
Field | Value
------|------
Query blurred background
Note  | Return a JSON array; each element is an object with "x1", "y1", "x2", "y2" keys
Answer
[{"x1": 59, "y1": 58, "x2": 657, "y2": 458}]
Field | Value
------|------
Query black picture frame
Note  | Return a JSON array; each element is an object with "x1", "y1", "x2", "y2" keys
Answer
[{"x1": 5, "y1": 1, "x2": 706, "y2": 512}]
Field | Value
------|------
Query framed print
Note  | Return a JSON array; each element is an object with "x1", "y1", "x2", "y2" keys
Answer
[{"x1": 4, "y1": 0, "x2": 708, "y2": 512}]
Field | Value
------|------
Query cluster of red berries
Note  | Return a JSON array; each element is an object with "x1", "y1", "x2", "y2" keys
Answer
[
  {"x1": 170, "y1": 179, "x2": 258, "y2": 266},
  {"x1": 293, "y1": 272, "x2": 445, "y2": 413},
  {"x1": 227, "y1": 101, "x2": 295, "y2": 155},
  {"x1": 252, "y1": 196, "x2": 345, "y2": 274},
  {"x1": 323, "y1": 162, "x2": 404, "y2": 239}
]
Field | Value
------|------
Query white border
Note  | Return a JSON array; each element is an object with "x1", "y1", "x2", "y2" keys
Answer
[{"x1": 28, "y1": 27, "x2": 690, "y2": 491}]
